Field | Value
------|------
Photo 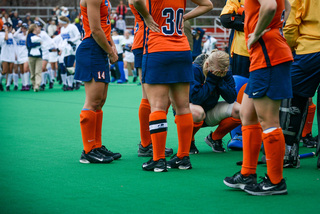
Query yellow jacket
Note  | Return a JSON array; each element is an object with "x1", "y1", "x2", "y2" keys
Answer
[
  {"x1": 221, "y1": 0, "x2": 249, "y2": 57},
  {"x1": 284, "y1": 0, "x2": 320, "y2": 54}
]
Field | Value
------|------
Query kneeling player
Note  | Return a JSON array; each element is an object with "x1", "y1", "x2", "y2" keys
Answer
[{"x1": 189, "y1": 51, "x2": 241, "y2": 154}]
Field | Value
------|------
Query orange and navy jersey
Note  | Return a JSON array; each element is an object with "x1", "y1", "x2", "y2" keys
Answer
[
  {"x1": 129, "y1": 3, "x2": 145, "y2": 50},
  {"x1": 80, "y1": 0, "x2": 111, "y2": 41},
  {"x1": 144, "y1": 0, "x2": 190, "y2": 54},
  {"x1": 244, "y1": 0, "x2": 293, "y2": 72}
]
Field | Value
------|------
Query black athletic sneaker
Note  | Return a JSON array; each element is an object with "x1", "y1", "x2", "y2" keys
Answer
[
  {"x1": 97, "y1": 145, "x2": 121, "y2": 160},
  {"x1": 6, "y1": 86, "x2": 10, "y2": 91},
  {"x1": 302, "y1": 133, "x2": 318, "y2": 148},
  {"x1": 40, "y1": 84, "x2": 45, "y2": 91},
  {"x1": 0, "y1": 84, "x2": 3, "y2": 91},
  {"x1": 283, "y1": 144, "x2": 300, "y2": 168},
  {"x1": 205, "y1": 132, "x2": 226, "y2": 152},
  {"x1": 75, "y1": 82, "x2": 81, "y2": 90},
  {"x1": 142, "y1": 158, "x2": 167, "y2": 172},
  {"x1": 13, "y1": 85, "x2": 18, "y2": 91},
  {"x1": 244, "y1": 174, "x2": 288, "y2": 196},
  {"x1": 224, "y1": 171, "x2": 257, "y2": 190},
  {"x1": 49, "y1": 82, "x2": 54, "y2": 89},
  {"x1": 167, "y1": 154, "x2": 192, "y2": 170},
  {"x1": 79, "y1": 148, "x2": 114, "y2": 164},
  {"x1": 62, "y1": 84, "x2": 68, "y2": 91},
  {"x1": 137, "y1": 143, "x2": 173, "y2": 157},
  {"x1": 189, "y1": 140, "x2": 199, "y2": 154}
]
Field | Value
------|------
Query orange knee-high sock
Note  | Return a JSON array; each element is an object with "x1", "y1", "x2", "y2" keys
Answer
[
  {"x1": 262, "y1": 127, "x2": 285, "y2": 184},
  {"x1": 176, "y1": 113, "x2": 193, "y2": 159},
  {"x1": 139, "y1": 99, "x2": 152, "y2": 147},
  {"x1": 211, "y1": 117, "x2": 242, "y2": 140},
  {"x1": 192, "y1": 121, "x2": 204, "y2": 141},
  {"x1": 241, "y1": 123, "x2": 262, "y2": 176},
  {"x1": 237, "y1": 83, "x2": 247, "y2": 104},
  {"x1": 302, "y1": 104, "x2": 316, "y2": 137},
  {"x1": 80, "y1": 110, "x2": 97, "y2": 154},
  {"x1": 149, "y1": 111, "x2": 167, "y2": 161},
  {"x1": 95, "y1": 110, "x2": 103, "y2": 148}
]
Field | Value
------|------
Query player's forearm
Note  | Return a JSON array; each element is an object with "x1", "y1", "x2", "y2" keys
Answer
[
  {"x1": 133, "y1": 0, "x2": 150, "y2": 20},
  {"x1": 91, "y1": 29, "x2": 113, "y2": 55},
  {"x1": 184, "y1": 0, "x2": 213, "y2": 21},
  {"x1": 254, "y1": 0, "x2": 277, "y2": 36}
]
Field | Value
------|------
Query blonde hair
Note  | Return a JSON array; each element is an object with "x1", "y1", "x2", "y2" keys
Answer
[
  {"x1": 203, "y1": 49, "x2": 229, "y2": 77},
  {"x1": 59, "y1": 16, "x2": 70, "y2": 24},
  {"x1": 27, "y1": 24, "x2": 38, "y2": 35}
]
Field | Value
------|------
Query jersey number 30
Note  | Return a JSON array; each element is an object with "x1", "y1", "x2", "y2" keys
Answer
[{"x1": 161, "y1": 8, "x2": 184, "y2": 36}]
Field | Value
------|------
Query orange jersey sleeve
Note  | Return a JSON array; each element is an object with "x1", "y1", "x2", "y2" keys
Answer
[
  {"x1": 81, "y1": 0, "x2": 111, "y2": 41},
  {"x1": 144, "y1": 0, "x2": 190, "y2": 54},
  {"x1": 244, "y1": 0, "x2": 293, "y2": 72},
  {"x1": 129, "y1": 4, "x2": 145, "y2": 50}
]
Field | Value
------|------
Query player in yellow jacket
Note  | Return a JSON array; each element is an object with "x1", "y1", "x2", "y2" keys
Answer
[{"x1": 281, "y1": 0, "x2": 320, "y2": 168}]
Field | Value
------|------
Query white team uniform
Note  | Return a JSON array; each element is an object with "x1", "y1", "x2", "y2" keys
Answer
[
  {"x1": 48, "y1": 35, "x2": 60, "y2": 63},
  {"x1": 112, "y1": 35, "x2": 125, "y2": 55},
  {"x1": 39, "y1": 30, "x2": 54, "y2": 61},
  {"x1": 59, "y1": 24, "x2": 81, "y2": 57},
  {"x1": 13, "y1": 28, "x2": 28, "y2": 64},
  {"x1": 123, "y1": 36, "x2": 134, "y2": 63},
  {"x1": 0, "y1": 31, "x2": 16, "y2": 63},
  {"x1": 202, "y1": 36, "x2": 217, "y2": 54}
]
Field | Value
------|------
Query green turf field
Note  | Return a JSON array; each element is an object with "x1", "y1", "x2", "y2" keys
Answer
[{"x1": 0, "y1": 80, "x2": 319, "y2": 214}]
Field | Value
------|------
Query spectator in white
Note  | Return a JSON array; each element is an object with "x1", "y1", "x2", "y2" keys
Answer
[
  {"x1": 13, "y1": 23, "x2": 30, "y2": 91},
  {"x1": 16, "y1": 20, "x2": 23, "y2": 30},
  {"x1": 110, "y1": 10, "x2": 118, "y2": 29},
  {"x1": 35, "y1": 21, "x2": 55, "y2": 90},
  {"x1": 0, "y1": 23, "x2": 16, "y2": 91},
  {"x1": 202, "y1": 35, "x2": 217, "y2": 55},
  {"x1": 111, "y1": 29, "x2": 124, "y2": 81},
  {"x1": 60, "y1": 7, "x2": 69, "y2": 18},
  {"x1": 47, "y1": 20, "x2": 57, "y2": 37},
  {"x1": 123, "y1": 30, "x2": 136, "y2": 82},
  {"x1": 2, "y1": 13, "x2": 12, "y2": 26},
  {"x1": 116, "y1": 15, "x2": 126, "y2": 35},
  {"x1": 58, "y1": 16, "x2": 81, "y2": 90}
]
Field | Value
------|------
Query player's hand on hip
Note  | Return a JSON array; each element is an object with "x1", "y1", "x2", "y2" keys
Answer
[
  {"x1": 145, "y1": 14, "x2": 160, "y2": 33},
  {"x1": 247, "y1": 28, "x2": 270, "y2": 50}
]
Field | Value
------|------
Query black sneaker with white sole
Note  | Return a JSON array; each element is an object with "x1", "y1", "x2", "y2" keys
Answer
[
  {"x1": 137, "y1": 143, "x2": 173, "y2": 157},
  {"x1": 244, "y1": 174, "x2": 288, "y2": 196},
  {"x1": 142, "y1": 158, "x2": 167, "y2": 172},
  {"x1": 189, "y1": 141, "x2": 199, "y2": 154},
  {"x1": 79, "y1": 148, "x2": 114, "y2": 164},
  {"x1": 223, "y1": 171, "x2": 257, "y2": 190},
  {"x1": 205, "y1": 132, "x2": 226, "y2": 152},
  {"x1": 167, "y1": 154, "x2": 192, "y2": 170},
  {"x1": 97, "y1": 145, "x2": 121, "y2": 160},
  {"x1": 302, "y1": 133, "x2": 318, "y2": 148}
]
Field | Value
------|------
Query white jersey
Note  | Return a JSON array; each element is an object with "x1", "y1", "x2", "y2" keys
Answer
[
  {"x1": 202, "y1": 36, "x2": 217, "y2": 54},
  {"x1": 53, "y1": 35, "x2": 65, "y2": 64},
  {"x1": 112, "y1": 35, "x2": 125, "y2": 54},
  {"x1": 123, "y1": 36, "x2": 134, "y2": 63},
  {"x1": 49, "y1": 35, "x2": 61, "y2": 63},
  {"x1": 59, "y1": 24, "x2": 81, "y2": 57},
  {"x1": 0, "y1": 31, "x2": 16, "y2": 63},
  {"x1": 13, "y1": 28, "x2": 28, "y2": 64}
]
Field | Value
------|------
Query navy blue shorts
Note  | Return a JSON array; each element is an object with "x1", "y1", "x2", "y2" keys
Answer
[
  {"x1": 133, "y1": 48, "x2": 143, "y2": 69},
  {"x1": 74, "y1": 37, "x2": 110, "y2": 83},
  {"x1": 245, "y1": 61, "x2": 292, "y2": 100},
  {"x1": 64, "y1": 55, "x2": 75, "y2": 67},
  {"x1": 291, "y1": 52, "x2": 320, "y2": 97},
  {"x1": 142, "y1": 51, "x2": 193, "y2": 84}
]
